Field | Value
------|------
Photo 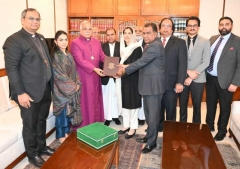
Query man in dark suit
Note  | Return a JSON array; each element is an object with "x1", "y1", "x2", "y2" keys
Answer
[
  {"x1": 118, "y1": 23, "x2": 166, "y2": 153},
  {"x1": 158, "y1": 18, "x2": 188, "y2": 131},
  {"x1": 3, "y1": 8, "x2": 54, "y2": 167},
  {"x1": 101, "y1": 28, "x2": 121, "y2": 126},
  {"x1": 206, "y1": 16, "x2": 240, "y2": 141}
]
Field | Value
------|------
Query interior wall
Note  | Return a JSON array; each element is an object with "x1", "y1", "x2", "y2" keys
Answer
[
  {"x1": 27, "y1": 0, "x2": 55, "y2": 38},
  {"x1": 0, "y1": 0, "x2": 26, "y2": 68},
  {"x1": 0, "y1": 0, "x2": 67, "y2": 68},
  {"x1": 224, "y1": 0, "x2": 240, "y2": 35},
  {"x1": 198, "y1": 0, "x2": 224, "y2": 39}
]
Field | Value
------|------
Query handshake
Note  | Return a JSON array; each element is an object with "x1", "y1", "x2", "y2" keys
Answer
[{"x1": 116, "y1": 64, "x2": 129, "y2": 77}]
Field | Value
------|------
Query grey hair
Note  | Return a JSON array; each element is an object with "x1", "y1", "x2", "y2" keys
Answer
[
  {"x1": 21, "y1": 8, "x2": 40, "y2": 18},
  {"x1": 80, "y1": 20, "x2": 92, "y2": 30}
]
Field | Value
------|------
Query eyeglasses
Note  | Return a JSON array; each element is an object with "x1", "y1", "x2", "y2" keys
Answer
[
  {"x1": 161, "y1": 24, "x2": 172, "y2": 28},
  {"x1": 23, "y1": 17, "x2": 41, "y2": 22},
  {"x1": 187, "y1": 24, "x2": 198, "y2": 28},
  {"x1": 82, "y1": 28, "x2": 92, "y2": 31}
]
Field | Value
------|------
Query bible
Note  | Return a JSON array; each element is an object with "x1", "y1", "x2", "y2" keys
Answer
[{"x1": 103, "y1": 56, "x2": 120, "y2": 76}]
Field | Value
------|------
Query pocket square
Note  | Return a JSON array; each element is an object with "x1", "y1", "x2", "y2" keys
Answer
[{"x1": 229, "y1": 47, "x2": 234, "y2": 50}]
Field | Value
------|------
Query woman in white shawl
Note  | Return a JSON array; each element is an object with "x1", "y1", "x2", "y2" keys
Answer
[{"x1": 116, "y1": 27, "x2": 142, "y2": 139}]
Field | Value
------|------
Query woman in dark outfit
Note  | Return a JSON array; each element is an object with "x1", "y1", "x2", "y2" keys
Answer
[{"x1": 116, "y1": 27, "x2": 142, "y2": 139}]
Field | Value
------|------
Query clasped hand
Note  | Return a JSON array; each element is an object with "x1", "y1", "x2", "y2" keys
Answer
[{"x1": 115, "y1": 64, "x2": 129, "y2": 78}]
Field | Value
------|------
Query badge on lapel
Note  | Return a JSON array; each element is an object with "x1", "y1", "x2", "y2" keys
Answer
[{"x1": 229, "y1": 47, "x2": 234, "y2": 50}]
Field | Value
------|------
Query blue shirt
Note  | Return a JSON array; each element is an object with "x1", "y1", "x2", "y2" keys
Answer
[{"x1": 208, "y1": 33, "x2": 231, "y2": 76}]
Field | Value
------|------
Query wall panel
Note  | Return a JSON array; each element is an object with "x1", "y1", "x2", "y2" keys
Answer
[
  {"x1": 28, "y1": 0, "x2": 55, "y2": 38},
  {"x1": 0, "y1": 0, "x2": 26, "y2": 68},
  {"x1": 225, "y1": 0, "x2": 240, "y2": 36},
  {"x1": 55, "y1": 0, "x2": 68, "y2": 33}
]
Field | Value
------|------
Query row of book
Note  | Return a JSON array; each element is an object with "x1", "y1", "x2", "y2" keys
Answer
[
  {"x1": 90, "y1": 19, "x2": 114, "y2": 31},
  {"x1": 118, "y1": 20, "x2": 137, "y2": 32},
  {"x1": 69, "y1": 19, "x2": 85, "y2": 31},
  {"x1": 173, "y1": 19, "x2": 187, "y2": 31}
]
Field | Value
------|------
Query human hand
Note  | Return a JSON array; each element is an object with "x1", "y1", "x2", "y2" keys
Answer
[
  {"x1": 187, "y1": 70, "x2": 200, "y2": 80},
  {"x1": 184, "y1": 77, "x2": 193, "y2": 86},
  {"x1": 175, "y1": 84, "x2": 184, "y2": 93},
  {"x1": 18, "y1": 93, "x2": 33, "y2": 108},
  {"x1": 94, "y1": 68, "x2": 105, "y2": 77},
  {"x1": 228, "y1": 84, "x2": 238, "y2": 92},
  {"x1": 76, "y1": 85, "x2": 80, "y2": 91}
]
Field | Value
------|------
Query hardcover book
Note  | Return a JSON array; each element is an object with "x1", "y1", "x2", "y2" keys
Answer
[{"x1": 103, "y1": 56, "x2": 119, "y2": 76}]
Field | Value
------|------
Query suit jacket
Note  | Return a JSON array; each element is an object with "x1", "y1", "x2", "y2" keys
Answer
[
  {"x1": 164, "y1": 36, "x2": 188, "y2": 90},
  {"x1": 185, "y1": 35, "x2": 211, "y2": 83},
  {"x1": 101, "y1": 41, "x2": 120, "y2": 85},
  {"x1": 3, "y1": 28, "x2": 53, "y2": 102},
  {"x1": 210, "y1": 33, "x2": 240, "y2": 89},
  {"x1": 126, "y1": 38, "x2": 166, "y2": 95}
]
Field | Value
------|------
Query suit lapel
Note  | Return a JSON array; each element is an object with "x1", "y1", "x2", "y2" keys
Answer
[
  {"x1": 104, "y1": 44, "x2": 110, "y2": 56},
  {"x1": 164, "y1": 36, "x2": 174, "y2": 51},
  {"x1": 210, "y1": 35, "x2": 219, "y2": 46},
  {"x1": 113, "y1": 42, "x2": 119, "y2": 57},
  {"x1": 20, "y1": 29, "x2": 47, "y2": 64},
  {"x1": 190, "y1": 36, "x2": 200, "y2": 57},
  {"x1": 219, "y1": 34, "x2": 234, "y2": 60}
]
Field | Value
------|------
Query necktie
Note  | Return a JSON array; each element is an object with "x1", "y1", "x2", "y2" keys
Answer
[
  {"x1": 207, "y1": 37, "x2": 224, "y2": 72},
  {"x1": 162, "y1": 38, "x2": 166, "y2": 48},
  {"x1": 188, "y1": 38, "x2": 194, "y2": 57}
]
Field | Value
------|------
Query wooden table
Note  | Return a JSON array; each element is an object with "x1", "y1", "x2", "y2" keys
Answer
[
  {"x1": 161, "y1": 121, "x2": 226, "y2": 169},
  {"x1": 42, "y1": 132, "x2": 119, "y2": 169}
]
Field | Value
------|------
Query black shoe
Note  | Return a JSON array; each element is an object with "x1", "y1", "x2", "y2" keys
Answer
[
  {"x1": 214, "y1": 132, "x2": 226, "y2": 141},
  {"x1": 136, "y1": 137, "x2": 148, "y2": 143},
  {"x1": 28, "y1": 155, "x2": 45, "y2": 167},
  {"x1": 141, "y1": 144, "x2": 156, "y2": 153},
  {"x1": 39, "y1": 146, "x2": 55, "y2": 156},
  {"x1": 113, "y1": 118, "x2": 121, "y2": 125},
  {"x1": 158, "y1": 128, "x2": 163, "y2": 132},
  {"x1": 138, "y1": 119, "x2": 145, "y2": 125},
  {"x1": 104, "y1": 120, "x2": 112, "y2": 126},
  {"x1": 118, "y1": 128, "x2": 130, "y2": 134},
  {"x1": 125, "y1": 129, "x2": 136, "y2": 139}
]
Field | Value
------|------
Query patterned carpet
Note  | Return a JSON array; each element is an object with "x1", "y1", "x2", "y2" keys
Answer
[{"x1": 24, "y1": 135, "x2": 240, "y2": 169}]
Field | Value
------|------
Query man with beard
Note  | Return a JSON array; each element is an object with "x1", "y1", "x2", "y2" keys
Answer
[
  {"x1": 179, "y1": 16, "x2": 210, "y2": 124},
  {"x1": 206, "y1": 16, "x2": 240, "y2": 141}
]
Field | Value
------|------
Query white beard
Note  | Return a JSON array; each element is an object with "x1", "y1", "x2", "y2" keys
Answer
[{"x1": 136, "y1": 36, "x2": 143, "y2": 42}]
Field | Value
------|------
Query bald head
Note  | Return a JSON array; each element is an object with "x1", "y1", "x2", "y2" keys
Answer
[
  {"x1": 92, "y1": 27, "x2": 100, "y2": 40},
  {"x1": 80, "y1": 21, "x2": 92, "y2": 39}
]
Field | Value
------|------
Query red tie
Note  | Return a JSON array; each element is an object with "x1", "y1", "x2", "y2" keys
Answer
[{"x1": 162, "y1": 38, "x2": 166, "y2": 48}]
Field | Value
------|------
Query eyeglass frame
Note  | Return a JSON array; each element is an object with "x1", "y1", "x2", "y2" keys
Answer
[
  {"x1": 23, "y1": 17, "x2": 41, "y2": 22},
  {"x1": 187, "y1": 24, "x2": 198, "y2": 28}
]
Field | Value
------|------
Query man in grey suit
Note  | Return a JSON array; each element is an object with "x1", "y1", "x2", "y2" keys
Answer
[
  {"x1": 117, "y1": 23, "x2": 165, "y2": 153},
  {"x1": 179, "y1": 16, "x2": 211, "y2": 123},
  {"x1": 206, "y1": 16, "x2": 240, "y2": 141},
  {"x1": 3, "y1": 8, "x2": 54, "y2": 167}
]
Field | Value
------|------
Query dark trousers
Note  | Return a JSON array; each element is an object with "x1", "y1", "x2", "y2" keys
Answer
[
  {"x1": 206, "y1": 74, "x2": 233, "y2": 134},
  {"x1": 159, "y1": 90, "x2": 177, "y2": 130},
  {"x1": 14, "y1": 83, "x2": 51, "y2": 158},
  {"x1": 179, "y1": 82, "x2": 204, "y2": 123},
  {"x1": 143, "y1": 94, "x2": 163, "y2": 146}
]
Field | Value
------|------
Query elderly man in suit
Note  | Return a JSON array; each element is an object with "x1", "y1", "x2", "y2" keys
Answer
[
  {"x1": 158, "y1": 18, "x2": 188, "y2": 132},
  {"x1": 118, "y1": 22, "x2": 165, "y2": 153},
  {"x1": 3, "y1": 8, "x2": 54, "y2": 167},
  {"x1": 206, "y1": 16, "x2": 240, "y2": 141},
  {"x1": 101, "y1": 28, "x2": 121, "y2": 126},
  {"x1": 179, "y1": 16, "x2": 211, "y2": 123}
]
